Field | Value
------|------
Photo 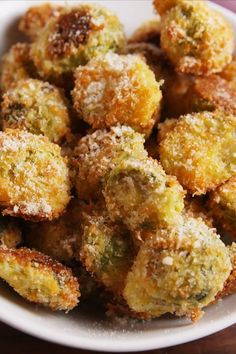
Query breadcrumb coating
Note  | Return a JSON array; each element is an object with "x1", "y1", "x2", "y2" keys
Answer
[
  {"x1": 216, "y1": 243, "x2": 236, "y2": 300},
  {"x1": 19, "y1": 3, "x2": 63, "y2": 40},
  {"x1": 184, "y1": 197, "x2": 213, "y2": 228},
  {"x1": 0, "y1": 43, "x2": 35, "y2": 94},
  {"x1": 128, "y1": 18, "x2": 161, "y2": 46},
  {"x1": 123, "y1": 217, "x2": 231, "y2": 321},
  {"x1": 0, "y1": 247, "x2": 79, "y2": 310},
  {"x1": 24, "y1": 199, "x2": 88, "y2": 263},
  {"x1": 80, "y1": 208, "x2": 134, "y2": 294},
  {"x1": 0, "y1": 129, "x2": 70, "y2": 221},
  {"x1": 104, "y1": 157, "x2": 185, "y2": 232},
  {"x1": 160, "y1": 1, "x2": 234, "y2": 75},
  {"x1": 0, "y1": 216, "x2": 22, "y2": 248},
  {"x1": 30, "y1": 4, "x2": 126, "y2": 80},
  {"x1": 219, "y1": 56, "x2": 236, "y2": 91},
  {"x1": 209, "y1": 176, "x2": 236, "y2": 238},
  {"x1": 157, "y1": 119, "x2": 177, "y2": 142},
  {"x1": 1, "y1": 79, "x2": 70, "y2": 143},
  {"x1": 159, "y1": 111, "x2": 236, "y2": 195},
  {"x1": 72, "y1": 53, "x2": 162, "y2": 136},
  {"x1": 184, "y1": 75, "x2": 236, "y2": 115},
  {"x1": 153, "y1": 0, "x2": 191, "y2": 16},
  {"x1": 73, "y1": 126, "x2": 147, "y2": 201}
]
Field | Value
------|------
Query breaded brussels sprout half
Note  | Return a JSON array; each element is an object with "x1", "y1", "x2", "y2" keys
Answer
[
  {"x1": 1, "y1": 79, "x2": 70, "y2": 143},
  {"x1": 160, "y1": 1, "x2": 234, "y2": 75},
  {"x1": 0, "y1": 43, "x2": 35, "y2": 94},
  {"x1": 24, "y1": 199, "x2": 88, "y2": 263},
  {"x1": 30, "y1": 4, "x2": 126, "y2": 80},
  {"x1": 80, "y1": 209, "x2": 134, "y2": 294},
  {"x1": 72, "y1": 53, "x2": 162, "y2": 136},
  {"x1": 208, "y1": 176, "x2": 236, "y2": 238},
  {"x1": 104, "y1": 158, "x2": 185, "y2": 232},
  {"x1": 184, "y1": 76, "x2": 236, "y2": 115},
  {"x1": 0, "y1": 247, "x2": 79, "y2": 311},
  {"x1": 19, "y1": 3, "x2": 62, "y2": 41},
  {"x1": 0, "y1": 129, "x2": 70, "y2": 221},
  {"x1": 219, "y1": 56, "x2": 236, "y2": 91},
  {"x1": 128, "y1": 18, "x2": 161, "y2": 46},
  {"x1": 73, "y1": 126, "x2": 148, "y2": 201},
  {"x1": 216, "y1": 243, "x2": 236, "y2": 300},
  {"x1": 159, "y1": 111, "x2": 236, "y2": 195},
  {"x1": 123, "y1": 217, "x2": 231, "y2": 321},
  {"x1": 0, "y1": 216, "x2": 21, "y2": 248}
]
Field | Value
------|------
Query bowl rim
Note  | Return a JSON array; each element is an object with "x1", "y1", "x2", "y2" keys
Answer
[{"x1": 0, "y1": 1, "x2": 236, "y2": 352}]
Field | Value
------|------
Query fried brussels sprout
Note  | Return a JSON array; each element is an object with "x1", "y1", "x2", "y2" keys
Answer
[
  {"x1": 0, "y1": 43, "x2": 35, "y2": 94},
  {"x1": 184, "y1": 75, "x2": 236, "y2": 115},
  {"x1": 0, "y1": 247, "x2": 79, "y2": 310},
  {"x1": 208, "y1": 176, "x2": 236, "y2": 238},
  {"x1": 0, "y1": 129, "x2": 70, "y2": 221},
  {"x1": 219, "y1": 55, "x2": 236, "y2": 91},
  {"x1": 127, "y1": 43, "x2": 192, "y2": 118},
  {"x1": 24, "y1": 199, "x2": 88, "y2": 263},
  {"x1": 216, "y1": 243, "x2": 236, "y2": 300},
  {"x1": 160, "y1": 1, "x2": 234, "y2": 75},
  {"x1": 72, "y1": 53, "x2": 162, "y2": 136},
  {"x1": 104, "y1": 157, "x2": 185, "y2": 232},
  {"x1": 19, "y1": 3, "x2": 63, "y2": 41},
  {"x1": 30, "y1": 4, "x2": 126, "y2": 80},
  {"x1": 1, "y1": 79, "x2": 70, "y2": 143},
  {"x1": 159, "y1": 111, "x2": 236, "y2": 195},
  {"x1": 73, "y1": 126, "x2": 148, "y2": 201},
  {"x1": 123, "y1": 217, "x2": 231, "y2": 321},
  {"x1": 0, "y1": 216, "x2": 21, "y2": 248},
  {"x1": 128, "y1": 18, "x2": 161, "y2": 46},
  {"x1": 80, "y1": 208, "x2": 134, "y2": 294}
]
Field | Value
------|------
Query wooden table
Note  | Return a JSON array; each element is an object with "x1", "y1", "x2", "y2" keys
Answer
[{"x1": 0, "y1": 321, "x2": 235, "y2": 354}]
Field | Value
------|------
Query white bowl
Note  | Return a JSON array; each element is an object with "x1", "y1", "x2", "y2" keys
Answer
[{"x1": 0, "y1": 1, "x2": 236, "y2": 352}]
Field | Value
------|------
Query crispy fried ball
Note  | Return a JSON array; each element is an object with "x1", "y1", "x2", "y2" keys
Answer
[
  {"x1": 72, "y1": 53, "x2": 162, "y2": 136},
  {"x1": 24, "y1": 199, "x2": 88, "y2": 263},
  {"x1": 30, "y1": 4, "x2": 126, "y2": 80},
  {"x1": 0, "y1": 216, "x2": 22, "y2": 248},
  {"x1": 0, "y1": 43, "x2": 35, "y2": 94},
  {"x1": 123, "y1": 217, "x2": 231, "y2": 321},
  {"x1": 159, "y1": 111, "x2": 236, "y2": 195},
  {"x1": 104, "y1": 157, "x2": 185, "y2": 232},
  {"x1": 160, "y1": 1, "x2": 234, "y2": 75},
  {"x1": 0, "y1": 129, "x2": 70, "y2": 221},
  {"x1": 219, "y1": 55, "x2": 236, "y2": 91},
  {"x1": 208, "y1": 176, "x2": 236, "y2": 238},
  {"x1": 73, "y1": 126, "x2": 148, "y2": 201},
  {"x1": 216, "y1": 243, "x2": 236, "y2": 300},
  {"x1": 0, "y1": 247, "x2": 79, "y2": 310},
  {"x1": 1, "y1": 79, "x2": 70, "y2": 143},
  {"x1": 184, "y1": 75, "x2": 236, "y2": 115},
  {"x1": 128, "y1": 18, "x2": 161, "y2": 46},
  {"x1": 19, "y1": 3, "x2": 63, "y2": 41},
  {"x1": 80, "y1": 208, "x2": 134, "y2": 294}
]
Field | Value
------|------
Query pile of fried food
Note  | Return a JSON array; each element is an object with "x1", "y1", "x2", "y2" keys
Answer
[{"x1": 0, "y1": 0, "x2": 236, "y2": 322}]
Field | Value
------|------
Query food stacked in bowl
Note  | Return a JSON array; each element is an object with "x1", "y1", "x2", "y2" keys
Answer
[{"x1": 0, "y1": 0, "x2": 235, "y2": 323}]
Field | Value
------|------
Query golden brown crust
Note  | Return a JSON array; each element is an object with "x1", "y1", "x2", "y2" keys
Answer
[
  {"x1": 19, "y1": 4, "x2": 62, "y2": 40},
  {"x1": 185, "y1": 75, "x2": 236, "y2": 115},
  {"x1": 0, "y1": 247, "x2": 80, "y2": 310}
]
